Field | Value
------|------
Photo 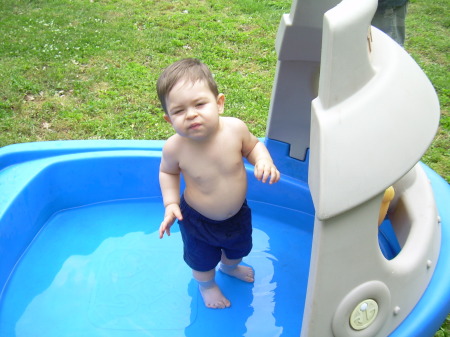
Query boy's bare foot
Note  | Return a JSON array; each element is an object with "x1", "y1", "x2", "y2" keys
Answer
[
  {"x1": 219, "y1": 263, "x2": 254, "y2": 283},
  {"x1": 198, "y1": 280, "x2": 231, "y2": 309}
]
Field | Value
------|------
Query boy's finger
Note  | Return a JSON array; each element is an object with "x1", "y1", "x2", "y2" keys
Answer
[
  {"x1": 159, "y1": 219, "x2": 171, "y2": 238},
  {"x1": 261, "y1": 170, "x2": 268, "y2": 183},
  {"x1": 175, "y1": 209, "x2": 183, "y2": 221},
  {"x1": 262, "y1": 169, "x2": 269, "y2": 183},
  {"x1": 159, "y1": 223, "x2": 166, "y2": 238},
  {"x1": 159, "y1": 227, "x2": 171, "y2": 239},
  {"x1": 254, "y1": 166, "x2": 261, "y2": 180},
  {"x1": 269, "y1": 169, "x2": 280, "y2": 184},
  {"x1": 258, "y1": 164, "x2": 269, "y2": 182}
]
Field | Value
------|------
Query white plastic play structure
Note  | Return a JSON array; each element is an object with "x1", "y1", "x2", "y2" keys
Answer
[{"x1": 266, "y1": 0, "x2": 444, "y2": 336}]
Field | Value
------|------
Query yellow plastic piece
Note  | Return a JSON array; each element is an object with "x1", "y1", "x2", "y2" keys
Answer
[{"x1": 378, "y1": 186, "x2": 395, "y2": 226}]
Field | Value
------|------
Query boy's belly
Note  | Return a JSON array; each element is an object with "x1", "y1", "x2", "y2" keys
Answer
[{"x1": 183, "y1": 179, "x2": 247, "y2": 221}]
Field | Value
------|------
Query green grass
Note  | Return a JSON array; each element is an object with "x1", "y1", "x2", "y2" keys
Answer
[
  {"x1": 0, "y1": 0, "x2": 449, "y2": 335},
  {"x1": 0, "y1": 0, "x2": 287, "y2": 144},
  {"x1": 435, "y1": 315, "x2": 450, "y2": 337},
  {"x1": 0, "y1": 0, "x2": 448, "y2": 182},
  {"x1": 406, "y1": 0, "x2": 449, "y2": 182}
]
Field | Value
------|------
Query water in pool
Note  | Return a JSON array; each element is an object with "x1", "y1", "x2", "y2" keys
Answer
[{"x1": 0, "y1": 197, "x2": 313, "y2": 337}]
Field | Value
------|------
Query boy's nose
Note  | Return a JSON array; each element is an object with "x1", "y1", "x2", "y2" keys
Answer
[{"x1": 186, "y1": 107, "x2": 198, "y2": 118}]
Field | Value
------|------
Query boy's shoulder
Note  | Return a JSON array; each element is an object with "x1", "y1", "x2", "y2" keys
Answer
[
  {"x1": 220, "y1": 116, "x2": 248, "y2": 130},
  {"x1": 163, "y1": 133, "x2": 183, "y2": 152}
]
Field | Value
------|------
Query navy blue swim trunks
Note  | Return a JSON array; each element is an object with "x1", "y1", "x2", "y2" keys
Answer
[{"x1": 178, "y1": 195, "x2": 253, "y2": 272}]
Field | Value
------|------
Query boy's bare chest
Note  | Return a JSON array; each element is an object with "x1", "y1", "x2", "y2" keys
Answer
[{"x1": 178, "y1": 139, "x2": 244, "y2": 179}]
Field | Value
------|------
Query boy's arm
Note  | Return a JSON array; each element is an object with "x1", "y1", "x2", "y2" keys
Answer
[
  {"x1": 237, "y1": 119, "x2": 280, "y2": 184},
  {"x1": 246, "y1": 141, "x2": 280, "y2": 184},
  {"x1": 159, "y1": 142, "x2": 183, "y2": 238},
  {"x1": 159, "y1": 168, "x2": 181, "y2": 208},
  {"x1": 159, "y1": 171, "x2": 183, "y2": 238}
]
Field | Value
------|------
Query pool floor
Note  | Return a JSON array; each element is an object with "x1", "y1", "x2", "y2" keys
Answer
[{"x1": 0, "y1": 197, "x2": 313, "y2": 337}]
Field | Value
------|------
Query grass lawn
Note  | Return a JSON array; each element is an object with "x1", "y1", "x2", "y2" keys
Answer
[
  {"x1": 0, "y1": 0, "x2": 448, "y2": 335},
  {"x1": 0, "y1": 0, "x2": 287, "y2": 144},
  {"x1": 406, "y1": 0, "x2": 449, "y2": 183}
]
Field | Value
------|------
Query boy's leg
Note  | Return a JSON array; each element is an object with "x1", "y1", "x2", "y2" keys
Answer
[
  {"x1": 219, "y1": 251, "x2": 254, "y2": 283},
  {"x1": 193, "y1": 269, "x2": 231, "y2": 309}
]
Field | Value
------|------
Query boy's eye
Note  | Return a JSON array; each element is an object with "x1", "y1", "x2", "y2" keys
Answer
[{"x1": 196, "y1": 102, "x2": 206, "y2": 108}]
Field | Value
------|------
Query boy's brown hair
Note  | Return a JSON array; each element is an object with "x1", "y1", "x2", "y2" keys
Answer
[{"x1": 156, "y1": 58, "x2": 219, "y2": 114}]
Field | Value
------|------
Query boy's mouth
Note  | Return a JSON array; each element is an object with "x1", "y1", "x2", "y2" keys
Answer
[{"x1": 189, "y1": 123, "x2": 202, "y2": 129}]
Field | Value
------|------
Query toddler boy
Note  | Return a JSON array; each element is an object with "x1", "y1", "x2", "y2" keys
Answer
[{"x1": 157, "y1": 58, "x2": 280, "y2": 309}]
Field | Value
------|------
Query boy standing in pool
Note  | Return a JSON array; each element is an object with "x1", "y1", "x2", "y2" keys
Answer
[{"x1": 157, "y1": 58, "x2": 280, "y2": 309}]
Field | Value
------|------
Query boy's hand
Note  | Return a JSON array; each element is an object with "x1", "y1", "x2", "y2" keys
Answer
[
  {"x1": 159, "y1": 203, "x2": 183, "y2": 238},
  {"x1": 254, "y1": 159, "x2": 280, "y2": 184}
]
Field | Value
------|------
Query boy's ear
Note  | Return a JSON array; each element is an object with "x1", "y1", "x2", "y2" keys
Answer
[
  {"x1": 163, "y1": 114, "x2": 172, "y2": 124},
  {"x1": 217, "y1": 94, "x2": 225, "y2": 114}
]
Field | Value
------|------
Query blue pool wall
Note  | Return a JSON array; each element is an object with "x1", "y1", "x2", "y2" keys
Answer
[
  {"x1": 0, "y1": 140, "x2": 314, "y2": 299},
  {"x1": 0, "y1": 150, "x2": 161, "y2": 295}
]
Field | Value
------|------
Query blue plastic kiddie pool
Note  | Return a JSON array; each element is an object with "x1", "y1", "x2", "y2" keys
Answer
[{"x1": 0, "y1": 139, "x2": 449, "y2": 337}]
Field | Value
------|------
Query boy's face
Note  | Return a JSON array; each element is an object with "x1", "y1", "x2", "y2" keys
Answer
[{"x1": 164, "y1": 80, "x2": 225, "y2": 141}]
